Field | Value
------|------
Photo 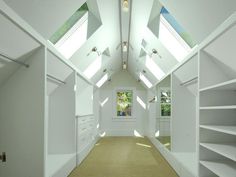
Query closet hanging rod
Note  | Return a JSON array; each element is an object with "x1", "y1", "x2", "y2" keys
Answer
[
  {"x1": 180, "y1": 76, "x2": 198, "y2": 86},
  {"x1": 47, "y1": 74, "x2": 66, "y2": 84},
  {"x1": 0, "y1": 53, "x2": 29, "y2": 68}
]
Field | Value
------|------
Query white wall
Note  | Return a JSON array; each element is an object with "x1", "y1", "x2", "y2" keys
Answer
[
  {"x1": 48, "y1": 73, "x2": 76, "y2": 154},
  {"x1": 0, "y1": 47, "x2": 45, "y2": 177},
  {"x1": 99, "y1": 71, "x2": 147, "y2": 136},
  {"x1": 93, "y1": 89, "x2": 100, "y2": 136},
  {"x1": 146, "y1": 88, "x2": 156, "y2": 137},
  {"x1": 76, "y1": 76, "x2": 93, "y2": 116},
  {"x1": 171, "y1": 74, "x2": 196, "y2": 152}
]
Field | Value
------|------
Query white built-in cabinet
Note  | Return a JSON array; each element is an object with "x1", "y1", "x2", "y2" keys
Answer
[
  {"x1": 0, "y1": 4, "x2": 44, "y2": 177},
  {"x1": 171, "y1": 54, "x2": 198, "y2": 177},
  {"x1": 0, "y1": 1, "x2": 98, "y2": 177},
  {"x1": 198, "y1": 13, "x2": 236, "y2": 177},
  {"x1": 151, "y1": 53, "x2": 199, "y2": 177},
  {"x1": 151, "y1": 11, "x2": 236, "y2": 177},
  {"x1": 46, "y1": 51, "x2": 77, "y2": 177},
  {"x1": 76, "y1": 76, "x2": 96, "y2": 165}
]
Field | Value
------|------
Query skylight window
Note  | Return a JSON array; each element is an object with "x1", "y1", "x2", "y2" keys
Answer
[
  {"x1": 139, "y1": 73, "x2": 152, "y2": 88},
  {"x1": 83, "y1": 55, "x2": 102, "y2": 79},
  {"x1": 159, "y1": 7, "x2": 196, "y2": 62},
  {"x1": 96, "y1": 73, "x2": 108, "y2": 88},
  {"x1": 49, "y1": 3, "x2": 89, "y2": 59},
  {"x1": 145, "y1": 55, "x2": 165, "y2": 80}
]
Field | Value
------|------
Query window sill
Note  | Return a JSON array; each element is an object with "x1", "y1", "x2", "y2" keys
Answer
[{"x1": 112, "y1": 117, "x2": 136, "y2": 122}]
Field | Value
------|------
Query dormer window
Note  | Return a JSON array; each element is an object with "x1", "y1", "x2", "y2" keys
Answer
[
  {"x1": 159, "y1": 7, "x2": 196, "y2": 62},
  {"x1": 49, "y1": 3, "x2": 89, "y2": 59}
]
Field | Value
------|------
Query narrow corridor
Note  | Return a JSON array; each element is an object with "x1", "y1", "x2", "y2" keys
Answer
[{"x1": 69, "y1": 137, "x2": 178, "y2": 177}]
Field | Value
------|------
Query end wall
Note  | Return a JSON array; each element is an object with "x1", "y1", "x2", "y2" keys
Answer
[{"x1": 99, "y1": 71, "x2": 147, "y2": 136}]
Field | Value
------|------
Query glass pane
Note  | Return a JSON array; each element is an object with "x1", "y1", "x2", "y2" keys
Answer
[
  {"x1": 161, "y1": 90, "x2": 171, "y2": 98},
  {"x1": 161, "y1": 104, "x2": 171, "y2": 116},
  {"x1": 116, "y1": 91, "x2": 132, "y2": 117},
  {"x1": 161, "y1": 97, "x2": 171, "y2": 103},
  {"x1": 49, "y1": 3, "x2": 89, "y2": 44},
  {"x1": 160, "y1": 7, "x2": 196, "y2": 48}
]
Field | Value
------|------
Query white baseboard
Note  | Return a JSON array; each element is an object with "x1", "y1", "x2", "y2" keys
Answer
[
  {"x1": 148, "y1": 137, "x2": 197, "y2": 177},
  {"x1": 76, "y1": 134, "x2": 100, "y2": 165},
  {"x1": 101, "y1": 129, "x2": 144, "y2": 136},
  {"x1": 51, "y1": 155, "x2": 76, "y2": 177}
]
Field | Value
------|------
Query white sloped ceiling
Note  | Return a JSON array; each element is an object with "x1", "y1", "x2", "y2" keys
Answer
[{"x1": 2, "y1": 0, "x2": 236, "y2": 89}]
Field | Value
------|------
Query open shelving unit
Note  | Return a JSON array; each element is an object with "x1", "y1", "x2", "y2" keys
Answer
[
  {"x1": 0, "y1": 1, "x2": 96, "y2": 176},
  {"x1": 200, "y1": 125, "x2": 236, "y2": 135},
  {"x1": 200, "y1": 160, "x2": 236, "y2": 177},
  {"x1": 0, "y1": 6, "x2": 45, "y2": 177},
  {"x1": 46, "y1": 51, "x2": 77, "y2": 177},
  {"x1": 76, "y1": 75, "x2": 95, "y2": 165},
  {"x1": 198, "y1": 12, "x2": 236, "y2": 177},
  {"x1": 0, "y1": 11, "x2": 41, "y2": 87},
  {"x1": 200, "y1": 143, "x2": 236, "y2": 162},
  {"x1": 171, "y1": 53, "x2": 198, "y2": 177}
]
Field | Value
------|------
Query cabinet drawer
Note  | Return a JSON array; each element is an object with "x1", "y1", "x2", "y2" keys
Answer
[
  {"x1": 78, "y1": 115, "x2": 94, "y2": 124},
  {"x1": 87, "y1": 121, "x2": 94, "y2": 129},
  {"x1": 78, "y1": 123, "x2": 89, "y2": 134},
  {"x1": 77, "y1": 133, "x2": 88, "y2": 151},
  {"x1": 78, "y1": 117, "x2": 88, "y2": 124}
]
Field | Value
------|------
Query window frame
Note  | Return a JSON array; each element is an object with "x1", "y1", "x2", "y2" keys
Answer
[
  {"x1": 52, "y1": 11, "x2": 89, "y2": 59},
  {"x1": 159, "y1": 87, "x2": 171, "y2": 118},
  {"x1": 113, "y1": 87, "x2": 136, "y2": 120},
  {"x1": 158, "y1": 6, "x2": 197, "y2": 62},
  {"x1": 54, "y1": 11, "x2": 88, "y2": 49}
]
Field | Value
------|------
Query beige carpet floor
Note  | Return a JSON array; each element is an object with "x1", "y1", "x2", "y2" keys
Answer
[
  {"x1": 69, "y1": 137, "x2": 179, "y2": 177},
  {"x1": 156, "y1": 136, "x2": 171, "y2": 150}
]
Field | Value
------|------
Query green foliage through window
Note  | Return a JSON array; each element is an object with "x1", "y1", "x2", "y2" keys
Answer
[
  {"x1": 160, "y1": 89, "x2": 171, "y2": 117},
  {"x1": 49, "y1": 3, "x2": 89, "y2": 44},
  {"x1": 116, "y1": 91, "x2": 132, "y2": 117}
]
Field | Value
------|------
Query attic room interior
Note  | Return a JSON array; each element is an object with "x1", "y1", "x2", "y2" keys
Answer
[{"x1": 0, "y1": 0, "x2": 236, "y2": 177}]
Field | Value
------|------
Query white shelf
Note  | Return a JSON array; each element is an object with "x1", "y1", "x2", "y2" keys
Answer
[
  {"x1": 200, "y1": 125, "x2": 236, "y2": 135},
  {"x1": 200, "y1": 79, "x2": 236, "y2": 92},
  {"x1": 200, "y1": 160, "x2": 236, "y2": 177},
  {"x1": 200, "y1": 143, "x2": 236, "y2": 161},
  {"x1": 200, "y1": 105, "x2": 236, "y2": 110}
]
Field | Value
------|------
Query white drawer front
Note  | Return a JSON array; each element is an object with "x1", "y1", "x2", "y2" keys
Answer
[
  {"x1": 77, "y1": 133, "x2": 88, "y2": 152},
  {"x1": 77, "y1": 115, "x2": 94, "y2": 124},
  {"x1": 87, "y1": 121, "x2": 94, "y2": 130},
  {"x1": 78, "y1": 123, "x2": 89, "y2": 135},
  {"x1": 78, "y1": 117, "x2": 88, "y2": 124}
]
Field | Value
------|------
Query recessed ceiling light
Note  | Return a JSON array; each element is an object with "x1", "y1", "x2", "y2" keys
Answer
[
  {"x1": 122, "y1": 0, "x2": 129, "y2": 12},
  {"x1": 123, "y1": 42, "x2": 128, "y2": 52}
]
